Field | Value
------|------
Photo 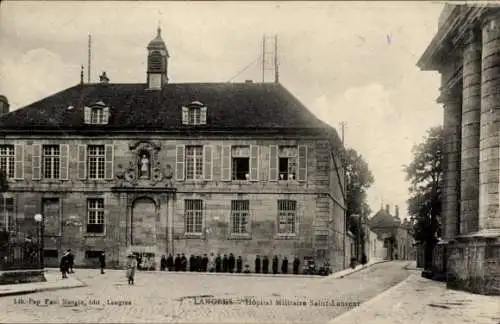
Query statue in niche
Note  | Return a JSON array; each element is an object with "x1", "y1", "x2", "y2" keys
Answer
[{"x1": 139, "y1": 153, "x2": 150, "y2": 179}]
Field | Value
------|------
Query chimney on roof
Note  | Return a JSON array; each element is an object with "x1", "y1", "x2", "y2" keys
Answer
[
  {"x1": 395, "y1": 205, "x2": 400, "y2": 218},
  {"x1": 385, "y1": 204, "x2": 390, "y2": 214},
  {"x1": 0, "y1": 95, "x2": 10, "y2": 116},
  {"x1": 245, "y1": 80, "x2": 253, "y2": 84},
  {"x1": 99, "y1": 71, "x2": 110, "y2": 84}
]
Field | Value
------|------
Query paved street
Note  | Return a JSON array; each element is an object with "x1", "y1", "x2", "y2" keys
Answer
[{"x1": 0, "y1": 261, "x2": 410, "y2": 323}]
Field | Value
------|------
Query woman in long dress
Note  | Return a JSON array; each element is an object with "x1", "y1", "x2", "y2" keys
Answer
[{"x1": 126, "y1": 253, "x2": 137, "y2": 285}]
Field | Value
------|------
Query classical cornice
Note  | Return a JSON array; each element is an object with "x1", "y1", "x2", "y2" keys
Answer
[{"x1": 417, "y1": 4, "x2": 491, "y2": 71}]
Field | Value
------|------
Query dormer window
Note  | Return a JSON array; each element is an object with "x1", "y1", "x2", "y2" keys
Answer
[
  {"x1": 84, "y1": 101, "x2": 110, "y2": 125},
  {"x1": 182, "y1": 101, "x2": 207, "y2": 125}
]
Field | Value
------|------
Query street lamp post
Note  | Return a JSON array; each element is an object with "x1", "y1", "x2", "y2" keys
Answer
[{"x1": 34, "y1": 214, "x2": 44, "y2": 269}]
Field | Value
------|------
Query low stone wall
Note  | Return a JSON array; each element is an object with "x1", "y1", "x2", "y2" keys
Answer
[
  {"x1": 0, "y1": 270, "x2": 46, "y2": 285},
  {"x1": 447, "y1": 239, "x2": 500, "y2": 295}
]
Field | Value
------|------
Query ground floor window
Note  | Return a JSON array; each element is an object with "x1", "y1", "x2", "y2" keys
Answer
[
  {"x1": 0, "y1": 197, "x2": 15, "y2": 232},
  {"x1": 184, "y1": 199, "x2": 203, "y2": 234},
  {"x1": 87, "y1": 198, "x2": 104, "y2": 233},
  {"x1": 230, "y1": 200, "x2": 250, "y2": 234}
]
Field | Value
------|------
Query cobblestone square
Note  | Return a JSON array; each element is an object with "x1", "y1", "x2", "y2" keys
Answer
[{"x1": 0, "y1": 262, "x2": 410, "y2": 323}]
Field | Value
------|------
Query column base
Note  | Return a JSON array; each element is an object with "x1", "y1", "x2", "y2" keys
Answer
[{"x1": 446, "y1": 232, "x2": 500, "y2": 295}]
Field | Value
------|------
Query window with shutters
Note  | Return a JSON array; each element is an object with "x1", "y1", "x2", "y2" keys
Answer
[
  {"x1": 0, "y1": 197, "x2": 15, "y2": 231},
  {"x1": 42, "y1": 145, "x2": 60, "y2": 179},
  {"x1": 278, "y1": 146, "x2": 297, "y2": 180},
  {"x1": 231, "y1": 146, "x2": 250, "y2": 180},
  {"x1": 87, "y1": 145, "x2": 105, "y2": 179},
  {"x1": 0, "y1": 145, "x2": 14, "y2": 178},
  {"x1": 184, "y1": 199, "x2": 203, "y2": 234},
  {"x1": 87, "y1": 198, "x2": 104, "y2": 233},
  {"x1": 186, "y1": 146, "x2": 203, "y2": 180},
  {"x1": 277, "y1": 200, "x2": 297, "y2": 235},
  {"x1": 230, "y1": 200, "x2": 250, "y2": 234}
]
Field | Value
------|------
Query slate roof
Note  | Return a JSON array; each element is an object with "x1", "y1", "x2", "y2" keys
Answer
[
  {"x1": 0, "y1": 82, "x2": 341, "y2": 143},
  {"x1": 369, "y1": 208, "x2": 401, "y2": 230}
]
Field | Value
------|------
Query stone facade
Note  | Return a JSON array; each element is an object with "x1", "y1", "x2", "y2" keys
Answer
[
  {"x1": 418, "y1": 4, "x2": 500, "y2": 295},
  {"x1": 1, "y1": 135, "x2": 346, "y2": 271}
]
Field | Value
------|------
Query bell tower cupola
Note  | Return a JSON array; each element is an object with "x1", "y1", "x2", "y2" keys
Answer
[{"x1": 147, "y1": 26, "x2": 169, "y2": 90}]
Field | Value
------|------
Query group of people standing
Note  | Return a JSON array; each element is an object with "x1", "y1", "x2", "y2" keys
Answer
[
  {"x1": 59, "y1": 250, "x2": 106, "y2": 279},
  {"x1": 159, "y1": 253, "x2": 302, "y2": 275}
]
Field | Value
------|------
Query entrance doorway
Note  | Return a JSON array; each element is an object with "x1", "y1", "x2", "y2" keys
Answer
[{"x1": 131, "y1": 197, "x2": 156, "y2": 246}]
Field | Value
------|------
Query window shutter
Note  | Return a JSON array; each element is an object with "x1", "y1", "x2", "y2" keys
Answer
[
  {"x1": 269, "y1": 145, "x2": 278, "y2": 181},
  {"x1": 104, "y1": 144, "x2": 114, "y2": 180},
  {"x1": 250, "y1": 145, "x2": 259, "y2": 181},
  {"x1": 78, "y1": 144, "x2": 87, "y2": 180},
  {"x1": 181, "y1": 107, "x2": 189, "y2": 125},
  {"x1": 221, "y1": 145, "x2": 231, "y2": 181},
  {"x1": 298, "y1": 145, "x2": 307, "y2": 182},
  {"x1": 203, "y1": 145, "x2": 213, "y2": 181},
  {"x1": 176, "y1": 145, "x2": 185, "y2": 181},
  {"x1": 32, "y1": 144, "x2": 42, "y2": 180},
  {"x1": 84, "y1": 107, "x2": 91, "y2": 124},
  {"x1": 103, "y1": 107, "x2": 110, "y2": 124},
  {"x1": 14, "y1": 144, "x2": 24, "y2": 180},
  {"x1": 60, "y1": 144, "x2": 69, "y2": 180},
  {"x1": 200, "y1": 106, "x2": 207, "y2": 125}
]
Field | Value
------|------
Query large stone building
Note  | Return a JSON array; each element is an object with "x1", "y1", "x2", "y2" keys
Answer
[
  {"x1": 418, "y1": 4, "x2": 500, "y2": 295},
  {"x1": 0, "y1": 28, "x2": 348, "y2": 271},
  {"x1": 368, "y1": 205, "x2": 414, "y2": 261}
]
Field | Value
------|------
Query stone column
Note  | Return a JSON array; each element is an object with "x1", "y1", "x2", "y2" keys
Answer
[
  {"x1": 460, "y1": 26, "x2": 482, "y2": 234},
  {"x1": 441, "y1": 88, "x2": 462, "y2": 239},
  {"x1": 480, "y1": 12, "x2": 500, "y2": 231},
  {"x1": 167, "y1": 194, "x2": 175, "y2": 254}
]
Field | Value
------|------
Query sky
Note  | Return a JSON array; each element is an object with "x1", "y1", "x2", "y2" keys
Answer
[{"x1": 0, "y1": 1, "x2": 445, "y2": 219}]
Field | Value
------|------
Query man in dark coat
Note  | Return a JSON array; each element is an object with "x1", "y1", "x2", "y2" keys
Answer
[
  {"x1": 236, "y1": 256, "x2": 243, "y2": 273},
  {"x1": 174, "y1": 254, "x2": 181, "y2": 271},
  {"x1": 222, "y1": 254, "x2": 228, "y2": 272},
  {"x1": 196, "y1": 255, "x2": 203, "y2": 272},
  {"x1": 160, "y1": 255, "x2": 167, "y2": 271},
  {"x1": 189, "y1": 255, "x2": 196, "y2": 272},
  {"x1": 99, "y1": 252, "x2": 106, "y2": 274},
  {"x1": 67, "y1": 249, "x2": 75, "y2": 273},
  {"x1": 180, "y1": 253, "x2": 187, "y2": 271},
  {"x1": 262, "y1": 256, "x2": 269, "y2": 274},
  {"x1": 228, "y1": 253, "x2": 235, "y2": 273},
  {"x1": 272, "y1": 256, "x2": 279, "y2": 274},
  {"x1": 202, "y1": 254, "x2": 209, "y2": 272},
  {"x1": 60, "y1": 251, "x2": 69, "y2": 279},
  {"x1": 293, "y1": 256, "x2": 300, "y2": 275},
  {"x1": 166, "y1": 254, "x2": 174, "y2": 271},
  {"x1": 281, "y1": 257, "x2": 288, "y2": 274},
  {"x1": 215, "y1": 254, "x2": 222, "y2": 272},
  {"x1": 255, "y1": 255, "x2": 261, "y2": 273}
]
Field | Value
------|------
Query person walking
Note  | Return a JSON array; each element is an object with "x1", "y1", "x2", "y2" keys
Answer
[
  {"x1": 99, "y1": 252, "x2": 106, "y2": 274},
  {"x1": 59, "y1": 250, "x2": 70, "y2": 279},
  {"x1": 125, "y1": 253, "x2": 137, "y2": 285},
  {"x1": 67, "y1": 249, "x2": 75, "y2": 273}
]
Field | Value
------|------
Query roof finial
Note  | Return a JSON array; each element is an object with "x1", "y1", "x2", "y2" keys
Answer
[{"x1": 157, "y1": 20, "x2": 161, "y2": 37}]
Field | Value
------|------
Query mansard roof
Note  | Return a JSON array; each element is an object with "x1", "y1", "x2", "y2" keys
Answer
[{"x1": 0, "y1": 82, "x2": 341, "y2": 144}]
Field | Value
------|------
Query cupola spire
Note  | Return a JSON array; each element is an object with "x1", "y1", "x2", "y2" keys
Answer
[{"x1": 147, "y1": 25, "x2": 169, "y2": 90}]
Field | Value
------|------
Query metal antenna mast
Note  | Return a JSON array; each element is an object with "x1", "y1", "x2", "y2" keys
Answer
[
  {"x1": 261, "y1": 34, "x2": 279, "y2": 83},
  {"x1": 88, "y1": 33, "x2": 92, "y2": 83}
]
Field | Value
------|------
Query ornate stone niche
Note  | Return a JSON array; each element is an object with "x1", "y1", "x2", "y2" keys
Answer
[{"x1": 115, "y1": 140, "x2": 174, "y2": 188}]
